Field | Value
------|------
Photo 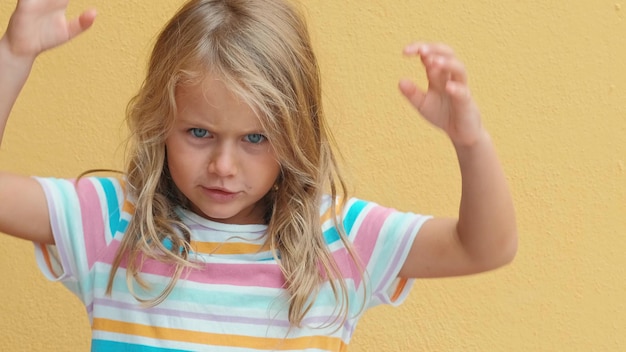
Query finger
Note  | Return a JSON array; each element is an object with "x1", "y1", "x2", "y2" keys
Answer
[
  {"x1": 423, "y1": 56, "x2": 452, "y2": 91},
  {"x1": 404, "y1": 42, "x2": 455, "y2": 58},
  {"x1": 420, "y1": 43, "x2": 456, "y2": 61},
  {"x1": 432, "y1": 56, "x2": 468, "y2": 85},
  {"x1": 403, "y1": 42, "x2": 425, "y2": 56},
  {"x1": 67, "y1": 8, "x2": 97, "y2": 40},
  {"x1": 398, "y1": 79, "x2": 426, "y2": 111},
  {"x1": 445, "y1": 80, "x2": 472, "y2": 106},
  {"x1": 421, "y1": 55, "x2": 470, "y2": 94}
]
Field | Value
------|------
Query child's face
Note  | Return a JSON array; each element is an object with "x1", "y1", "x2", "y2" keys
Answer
[{"x1": 165, "y1": 77, "x2": 281, "y2": 224}]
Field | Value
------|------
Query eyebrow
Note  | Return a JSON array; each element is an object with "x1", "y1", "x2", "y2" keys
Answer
[{"x1": 174, "y1": 115, "x2": 267, "y2": 135}]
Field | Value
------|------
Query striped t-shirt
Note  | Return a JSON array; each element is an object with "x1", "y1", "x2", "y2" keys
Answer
[{"x1": 33, "y1": 177, "x2": 429, "y2": 351}]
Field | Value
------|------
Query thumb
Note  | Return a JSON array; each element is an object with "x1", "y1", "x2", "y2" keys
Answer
[
  {"x1": 399, "y1": 79, "x2": 425, "y2": 112},
  {"x1": 67, "y1": 8, "x2": 97, "y2": 41}
]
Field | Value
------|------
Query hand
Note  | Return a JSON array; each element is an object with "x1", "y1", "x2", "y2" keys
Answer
[
  {"x1": 3, "y1": 0, "x2": 96, "y2": 59},
  {"x1": 399, "y1": 43, "x2": 484, "y2": 147}
]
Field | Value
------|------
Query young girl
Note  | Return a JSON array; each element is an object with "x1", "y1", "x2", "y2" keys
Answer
[{"x1": 0, "y1": 0, "x2": 517, "y2": 351}]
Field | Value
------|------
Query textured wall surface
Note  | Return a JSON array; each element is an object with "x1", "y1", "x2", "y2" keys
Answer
[{"x1": 1, "y1": 0, "x2": 625, "y2": 351}]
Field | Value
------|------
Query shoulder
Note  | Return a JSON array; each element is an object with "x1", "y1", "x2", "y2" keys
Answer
[
  {"x1": 319, "y1": 194, "x2": 393, "y2": 222},
  {"x1": 320, "y1": 194, "x2": 429, "y2": 239},
  {"x1": 74, "y1": 176, "x2": 131, "y2": 206},
  {"x1": 319, "y1": 195, "x2": 390, "y2": 236},
  {"x1": 319, "y1": 194, "x2": 369, "y2": 224},
  {"x1": 37, "y1": 175, "x2": 135, "y2": 217}
]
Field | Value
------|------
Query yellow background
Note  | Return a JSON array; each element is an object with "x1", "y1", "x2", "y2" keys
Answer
[{"x1": 1, "y1": 0, "x2": 625, "y2": 351}]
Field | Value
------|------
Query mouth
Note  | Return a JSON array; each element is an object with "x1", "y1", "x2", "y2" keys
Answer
[
  {"x1": 202, "y1": 186, "x2": 240, "y2": 201},
  {"x1": 206, "y1": 187, "x2": 235, "y2": 194}
]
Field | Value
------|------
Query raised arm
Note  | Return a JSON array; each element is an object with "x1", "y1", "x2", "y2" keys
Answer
[
  {"x1": 397, "y1": 43, "x2": 518, "y2": 278},
  {"x1": 0, "y1": 0, "x2": 96, "y2": 244}
]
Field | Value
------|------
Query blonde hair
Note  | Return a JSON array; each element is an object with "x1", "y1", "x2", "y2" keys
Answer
[{"x1": 106, "y1": 0, "x2": 363, "y2": 327}]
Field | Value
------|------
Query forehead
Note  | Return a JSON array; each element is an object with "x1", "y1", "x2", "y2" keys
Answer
[
  {"x1": 175, "y1": 77, "x2": 264, "y2": 127},
  {"x1": 176, "y1": 76, "x2": 244, "y2": 109}
]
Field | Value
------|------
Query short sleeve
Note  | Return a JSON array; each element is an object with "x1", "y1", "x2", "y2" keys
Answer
[
  {"x1": 341, "y1": 198, "x2": 431, "y2": 309},
  {"x1": 32, "y1": 176, "x2": 127, "y2": 304}
]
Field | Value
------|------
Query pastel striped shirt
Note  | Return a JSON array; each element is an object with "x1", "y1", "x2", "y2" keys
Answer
[{"x1": 33, "y1": 177, "x2": 429, "y2": 351}]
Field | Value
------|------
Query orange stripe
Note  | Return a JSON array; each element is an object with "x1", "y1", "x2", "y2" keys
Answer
[
  {"x1": 190, "y1": 241, "x2": 268, "y2": 255},
  {"x1": 122, "y1": 200, "x2": 135, "y2": 214},
  {"x1": 115, "y1": 177, "x2": 135, "y2": 214},
  {"x1": 93, "y1": 318, "x2": 346, "y2": 350},
  {"x1": 320, "y1": 197, "x2": 345, "y2": 224},
  {"x1": 40, "y1": 246, "x2": 60, "y2": 278},
  {"x1": 390, "y1": 277, "x2": 408, "y2": 302},
  {"x1": 115, "y1": 176, "x2": 127, "y2": 192}
]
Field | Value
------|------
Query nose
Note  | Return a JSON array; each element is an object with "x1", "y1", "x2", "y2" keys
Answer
[{"x1": 208, "y1": 144, "x2": 238, "y2": 177}]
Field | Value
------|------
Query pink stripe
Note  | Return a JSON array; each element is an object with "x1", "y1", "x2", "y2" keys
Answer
[
  {"x1": 100, "y1": 241, "x2": 287, "y2": 288},
  {"x1": 329, "y1": 248, "x2": 362, "y2": 287},
  {"x1": 93, "y1": 203, "x2": 392, "y2": 289},
  {"x1": 76, "y1": 178, "x2": 107, "y2": 269},
  {"x1": 351, "y1": 205, "x2": 393, "y2": 264},
  {"x1": 326, "y1": 205, "x2": 394, "y2": 288}
]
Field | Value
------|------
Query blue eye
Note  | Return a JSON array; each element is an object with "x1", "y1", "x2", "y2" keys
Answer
[
  {"x1": 189, "y1": 128, "x2": 209, "y2": 138},
  {"x1": 245, "y1": 133, "x2": 266, "y2": 144}
]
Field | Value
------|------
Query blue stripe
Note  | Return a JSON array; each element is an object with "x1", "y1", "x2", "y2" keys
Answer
[
  {"x1": 118, "y1": 218, "x2": 129, "y2": 236},
  {"x1": 343, "y1": 199, "x2": 367, "y2": 234},
  {"x1": 322, "y1": 199, "x2": 368, "y2": 245},
  {"x1": 322, "y1": 227, "x2": 340, "y2": 245},
  {"x1": 92, "y1": 340, "x2": 190, "y2": 352},
  {"x1": 92, "y1": 271, "x2": 281, "y2": 310},
  {"x1": 97, "y1": 178, "x2": 121, "y2": 236}
]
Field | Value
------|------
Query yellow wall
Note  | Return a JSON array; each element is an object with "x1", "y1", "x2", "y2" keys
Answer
[{"x1": 1, "y1": 0, "x2": 625, "y2": 350}]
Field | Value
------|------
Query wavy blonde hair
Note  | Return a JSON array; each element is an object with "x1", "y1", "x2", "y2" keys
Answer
[{"x1": 106, "y1": 0, "x2": 363, "y2": 327}]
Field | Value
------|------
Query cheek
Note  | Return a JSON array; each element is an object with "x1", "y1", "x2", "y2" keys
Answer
[
  {"x1": 258, "y1": 152, "x2": 281, "y2": 176},
  {"x1": 267, "y1": 163, "x2": 282, "y2": 187},
  {"x1": 246, "y1": 156, "x2": 280, "y2": 184},
  {"x1": 166, "y1": 147, "x2": 193, "y2": 181}
]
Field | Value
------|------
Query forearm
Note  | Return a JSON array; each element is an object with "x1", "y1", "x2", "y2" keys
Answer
[
  {"x1": 455, "y1": 130, "x2": 517, "y2": 266},
  {"x1": 0, "y1": 37, "x2": 35, "y2": 146}
]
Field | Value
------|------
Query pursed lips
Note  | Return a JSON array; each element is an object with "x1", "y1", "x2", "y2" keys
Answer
[{"x1": 201, "y1": 186, "x2": 240, "y2": 201}]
